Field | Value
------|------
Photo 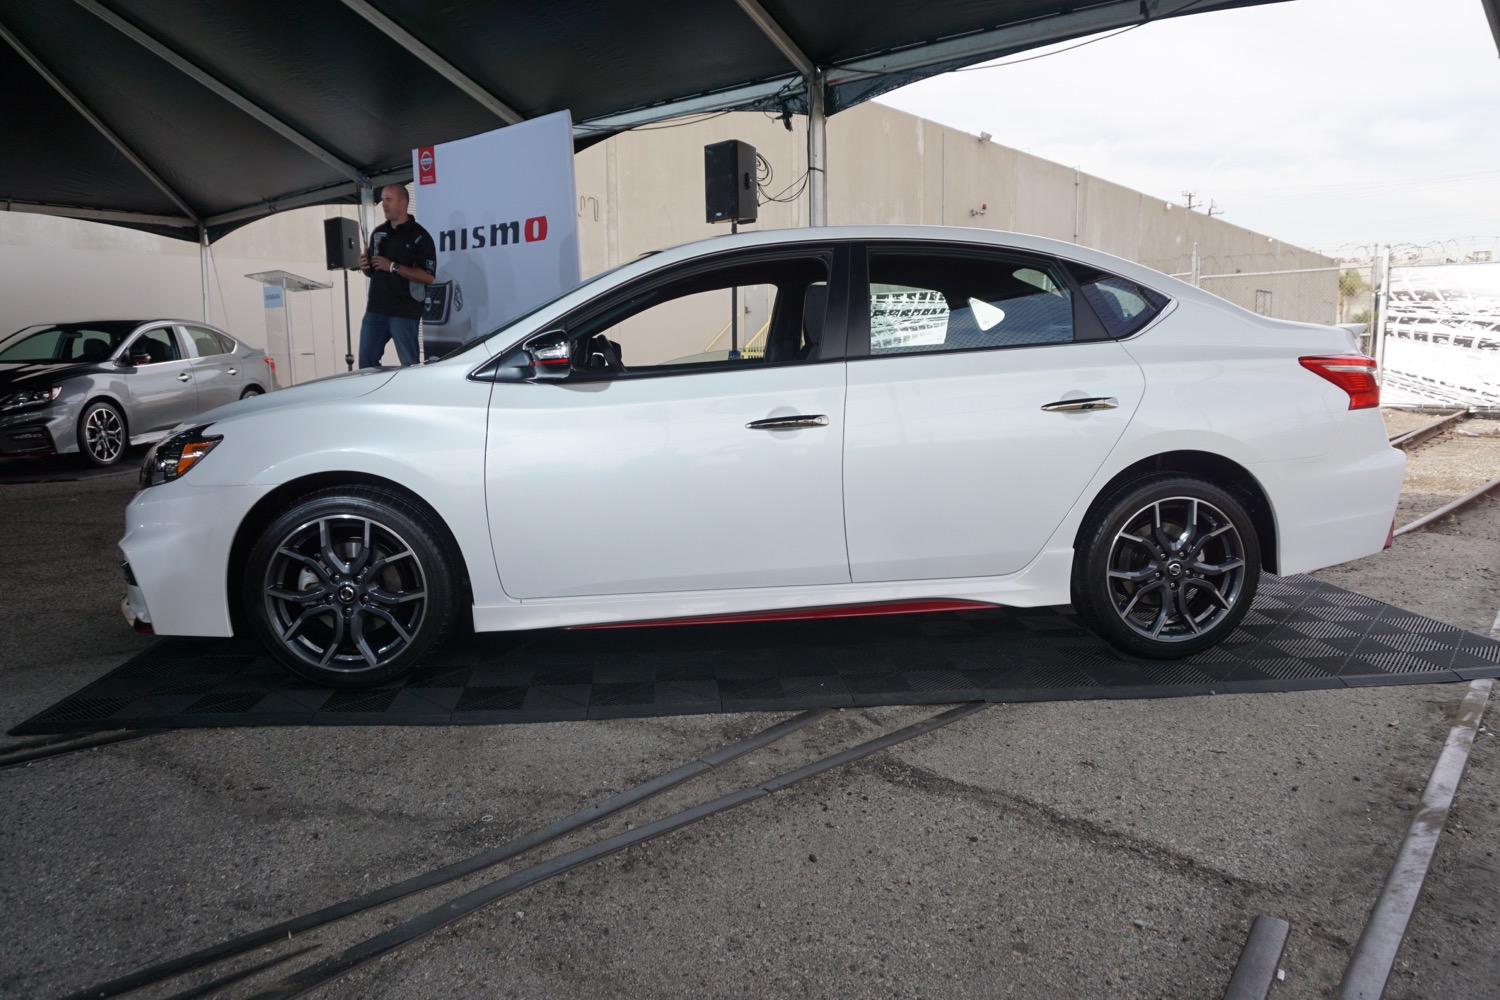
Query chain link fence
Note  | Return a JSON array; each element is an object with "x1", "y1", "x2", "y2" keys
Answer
[
  {"x1": 1137, "y1": 249, "x2": 1498, "y2": 408},
  {"x1": 1137, "y1": 251, "x2": 1359, "y2": 328}
]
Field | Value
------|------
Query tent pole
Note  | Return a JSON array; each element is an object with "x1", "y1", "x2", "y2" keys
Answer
[
  {"x1": 199, "y1": 225, "x2": 211, "y2": 322},
  {"x1": 807, "y1": 69, "x2": 826, "y2": 227}
]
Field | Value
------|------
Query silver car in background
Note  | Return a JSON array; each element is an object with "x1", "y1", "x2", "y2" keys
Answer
[{"x1": 0, "y1": 319, "x2": 280, "y2": 467}]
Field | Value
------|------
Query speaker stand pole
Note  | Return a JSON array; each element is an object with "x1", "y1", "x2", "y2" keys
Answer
[
  {"x1": 343, "y1": 268, "x2": 355, "y2": 370},
  {"x1": 729, "y1": 220, "x2": 739, "y2": 359},
  {"x1": 808, "y1": 68, "x2": 827, "y2": 227}
]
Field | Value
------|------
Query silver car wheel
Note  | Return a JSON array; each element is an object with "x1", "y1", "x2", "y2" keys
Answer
[
  {"x1": 1104, "y1": 495, "x2": 1247, "y2": 643},
  {"x1": 80, "y1": 402, "x2": 125, "y2": 466},
  {"x1": 260, "y1": 514, "x2": 429, "y2": 675}
]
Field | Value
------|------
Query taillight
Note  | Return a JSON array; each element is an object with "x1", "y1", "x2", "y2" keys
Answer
[
  {"x1": 1299, "y1": 354, "x2": 1379, "y2": 409},
  {"x1": 263, "y1": 356, "x2": 276, "y2": 376}
]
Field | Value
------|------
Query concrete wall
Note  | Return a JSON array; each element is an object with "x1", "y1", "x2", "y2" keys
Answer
[{"x1": 0, "y1": 102, "x2": 1336, "y2": 385}]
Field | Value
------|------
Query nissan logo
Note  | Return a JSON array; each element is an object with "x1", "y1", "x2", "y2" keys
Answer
[{"x1": 420, "y1": 150, "x2": 434, "y2": 172}]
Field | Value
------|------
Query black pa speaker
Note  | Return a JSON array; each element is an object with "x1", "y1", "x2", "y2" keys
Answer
[
  {"x1": 705, "y1": 140, "x2": 758, "y2": 225},
  {"x1": 323, "y1": 216, "x2": 361, "y2": 270}
]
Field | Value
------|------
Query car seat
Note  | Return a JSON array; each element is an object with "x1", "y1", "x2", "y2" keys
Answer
[
  {"x1": 80, "y1": 340, "x2": 111, "y2": 362},
  {"x1": 798, "y1": 284, "x2": 828, "y2": 360}
]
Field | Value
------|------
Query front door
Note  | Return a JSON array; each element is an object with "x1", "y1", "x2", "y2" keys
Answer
[
  {"x1": 120, "y1": 325, "x2": 203, "y2": 435},
  {"x1": 485, "y1": 249, "x2": 851, "y2": 599}
]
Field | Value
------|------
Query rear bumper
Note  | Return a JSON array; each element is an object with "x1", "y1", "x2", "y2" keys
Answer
[{"x1": 1254, "y1": 438, "x2": 1406, "y2": 575}]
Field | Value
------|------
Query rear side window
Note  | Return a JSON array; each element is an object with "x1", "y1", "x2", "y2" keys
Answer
[
  {"x1": 182, "y1": 325, "x2": 231, "y2": 357},
  {"x1": 866, "y1": 250, "x2": 1075, "y2": 355},
  {"x1": 1071, "y1": 267, "x2": 1169, "y2": 339}
]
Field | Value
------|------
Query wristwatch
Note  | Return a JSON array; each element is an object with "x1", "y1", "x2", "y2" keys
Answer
[{"x1": 389, "y1": 260, "x2": 399, "y2": 273}]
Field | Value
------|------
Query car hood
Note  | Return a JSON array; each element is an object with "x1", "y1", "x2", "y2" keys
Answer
[
  {"x1": 193, "y1": 366, "x2": 400, "y2": 426},
  {"x1": 0, "y1": 361, "x2": 106, "y2": 392}
]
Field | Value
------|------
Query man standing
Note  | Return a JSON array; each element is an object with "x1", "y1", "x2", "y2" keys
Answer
[{"x1": 357, "y1": 184, "x2": 436, "y2": 367}]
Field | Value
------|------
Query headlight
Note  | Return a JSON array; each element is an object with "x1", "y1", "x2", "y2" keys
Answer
[
  {"x1": 0, "y1": 386, "x2": 61, "y2": 411},
  {"x1": 140, "y1": 425, "x2": 222, "y2": 489}
]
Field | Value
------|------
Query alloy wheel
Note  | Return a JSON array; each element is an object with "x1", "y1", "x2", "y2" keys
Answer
[
  {"x1": 1103, "y1": 495, "x2": 1248, "y2": 643},
  {"x1": 83, "y1": 405, "x2": 124, "y2": 465},
  {"x1": 260, "y1": 514, "x2": 429, "y2": 675}
]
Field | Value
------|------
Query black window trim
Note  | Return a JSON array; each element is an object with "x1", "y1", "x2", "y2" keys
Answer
[
  {"x1": 1064, "y1": 264, "x2": 1175, "y2": 341},
  {"x1": 473, "y1": 243, "x2": 853, "y2": 384}
]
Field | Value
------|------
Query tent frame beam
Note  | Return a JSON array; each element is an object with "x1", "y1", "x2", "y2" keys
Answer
[
  {"x1": 829, "y1": 0, "x2": 1206, "y2": 84},
  {"x1": 73, "y1": 0, "x2": 368, "y2": 185},
  {"x1": 1, "y1": 201, "x2": 193, "y2": 229},
  {"x1": 337, "y1": 0, "x2": 526, "y2": 124},
  {"x1": 0, "y1": 19, "x2": 200, "y2": 225},
  {"x1": 730, "y1": 0, "x2": 825, "y2": 225}
]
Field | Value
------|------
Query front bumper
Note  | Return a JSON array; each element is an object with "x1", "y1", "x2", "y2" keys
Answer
[
  {"x1": 119, "y1": 479, "x2": 276, "y2": 637},
  {"x1": 0, "y1": 399, "x2": 80, "y2": 456},
  {"x1": 121, "y1": 560, "x2": 153, "y2": 632}
]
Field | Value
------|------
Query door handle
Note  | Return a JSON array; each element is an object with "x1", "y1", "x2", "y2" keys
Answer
[
  {"x1": 177, "y1": 373, "x2": 192, "y2": 382},
  {"x1": 226, "y1": 367, "x2": 238, "y2": 375},
  {"x1": 1040, "y1": 396, "x2": 1117, "y2": 412},
  {"x1": 747, "y1": 414, "x2": 829, "y2": 430}
]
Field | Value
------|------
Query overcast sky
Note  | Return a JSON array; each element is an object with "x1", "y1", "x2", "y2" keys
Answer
[{"x1": 877, "y1": 0, "x2": 1500, "y2": 257}]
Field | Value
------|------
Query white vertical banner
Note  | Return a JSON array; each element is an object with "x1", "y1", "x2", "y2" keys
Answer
[{"x1": 413, "y1": 110, "x2": 581, "y2": 358}]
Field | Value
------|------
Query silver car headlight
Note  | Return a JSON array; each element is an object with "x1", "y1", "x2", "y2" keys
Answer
[
  {"x1": 140, "y1": 425, "x2": 222, "y2": 489},
  {"x1": 0, "y1": 386, "x2": 61, "y2": 411}
]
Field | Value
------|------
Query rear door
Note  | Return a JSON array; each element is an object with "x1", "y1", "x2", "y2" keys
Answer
[
  {"x1": 179, "y1": 325, "x2": 244, "y2": 410},
  {"x1": 842, "y1": 243, "x2": 1146, "y2": 582}
]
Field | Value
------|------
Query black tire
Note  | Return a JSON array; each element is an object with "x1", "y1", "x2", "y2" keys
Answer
[
  {"x1": 77, "y1": 400, "x2": 126, "y2": 467},
  {"x1": 1071, "y1": 475, "x2": 1260, "y2": 659},
  {"x1": 240, "y1": 385, "x2": 264, "y2": 399},
  {"x1": 243, "y1": 486, "x2": 459, "y2": 687}
]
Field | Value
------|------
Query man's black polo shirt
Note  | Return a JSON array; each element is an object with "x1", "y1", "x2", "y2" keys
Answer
[{"x1": 368, "y1": 217, "x2": 436, "y2": 320}]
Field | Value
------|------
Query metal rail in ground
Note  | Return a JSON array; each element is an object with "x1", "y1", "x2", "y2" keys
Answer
[
  {"x1": 1395, "y1": 473, "x2": 1500, "y2": 537},
  {"x1": 1388, "y1": 409, "x2": 1469, "y2": 450},
  {"x1": 62, "y1": 705, "x2": 990, "y2": 1000}
]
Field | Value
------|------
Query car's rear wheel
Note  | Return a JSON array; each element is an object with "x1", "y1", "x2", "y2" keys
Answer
[
  {"x1": 243, "y1": 486, "x2": 459, "y2": 687},
  {"x1": 240, "y1": 386, "x2": 263, "y2": 399},
  {"x1": 1072, "y1": 475, "x2": 1260, "y2": 659},
  {"x1": 77, "y1": 400, "x2": 126, "y2": 467}
]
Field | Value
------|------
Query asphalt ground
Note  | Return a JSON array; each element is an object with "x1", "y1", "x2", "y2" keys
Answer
[{"x1": 1, "y1": 438, "x2": 1497, "y2": 999}]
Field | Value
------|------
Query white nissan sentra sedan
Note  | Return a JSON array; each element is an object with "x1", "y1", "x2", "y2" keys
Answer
[{"x1": 120, "y1": 227, "x2": 1405, "y2": 688}]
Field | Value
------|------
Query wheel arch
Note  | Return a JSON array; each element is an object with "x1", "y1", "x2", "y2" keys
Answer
[
  {"x1": 79, "y1": 393, "x2": 129, "y2": 436},
  {"x1": 225, "y1": 471, "x2": 474, "y2": 634},
  {"x1": 1074, "y1": 451, "x2": 1279, "y2": 574}
]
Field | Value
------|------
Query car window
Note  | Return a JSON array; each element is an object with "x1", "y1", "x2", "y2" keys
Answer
[
  {"x1": 866, "y1": 250, "x2": 1074, "y2": 355},
  {"x1": 564, "y1": 256, "x2": 831, "y2": 374},
  {"x1": 0, "y1": 323, "x2": 133, "y2": 362},
  {"x1": 182, "y1": 325, "x2": 230, "y2": 357},
  {"x1": 126, "y1": 327, "x2": 183, "y2": 365},
  {"x1": 1069, "y1": 267, "x2": 1170, "y2": 339}
]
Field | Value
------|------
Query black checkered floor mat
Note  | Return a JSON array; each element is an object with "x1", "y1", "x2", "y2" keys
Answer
[{"x1": 13, "y1": 576, "x2": 1500, "y2": 735}]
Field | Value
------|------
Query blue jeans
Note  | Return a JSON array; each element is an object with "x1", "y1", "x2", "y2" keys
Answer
[{"x1": 358, "y1": 313, "x2": 420, "y2": 368}]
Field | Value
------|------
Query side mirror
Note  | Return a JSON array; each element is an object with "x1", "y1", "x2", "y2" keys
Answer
[
  {"x1": 126, "y1": 352, "x2": 151, "y2": 366},
  {"x1": 523, "y1": 331, "x2": 571, "y2": 381}
]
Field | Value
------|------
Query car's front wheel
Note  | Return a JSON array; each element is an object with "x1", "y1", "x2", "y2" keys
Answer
[
  {"x1": 1071, "y1": 475, "x2": 1260, "y2": 659},
  {"x1": 77, "y1": 400, "x2": 126, "y2": 467},
  {"x1": 243, "y1": 487, "x2": 459, "y2": 687}
]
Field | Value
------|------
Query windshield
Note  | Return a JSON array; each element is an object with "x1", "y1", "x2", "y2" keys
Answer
[{"x1": 0, "y1": 322, "x2": 139, "y2": 363}]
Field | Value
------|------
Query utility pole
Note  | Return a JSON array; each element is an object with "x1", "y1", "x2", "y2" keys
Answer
[{"x1": 1181, "y1": 191, "x2": 1198, "y2": 211}]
